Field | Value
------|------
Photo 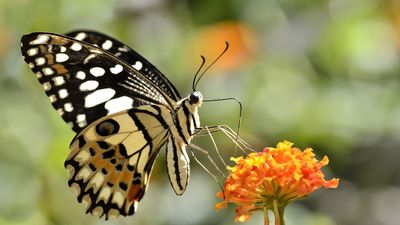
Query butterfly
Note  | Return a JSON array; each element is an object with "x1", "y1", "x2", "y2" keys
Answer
[{"x1": 20, "y1": 30, "x2": 207, "y2": 219}]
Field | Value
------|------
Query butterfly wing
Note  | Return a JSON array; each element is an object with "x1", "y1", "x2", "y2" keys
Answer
[
  {"x1": 20, "y1": 32, "x2": 178, "y2": 133},
  {"x1": 64, "y1": 30, "x2": 181, "y2": 101},
  {"x1": 65, "y1": 104, "x2": 173, "y2": 219}
]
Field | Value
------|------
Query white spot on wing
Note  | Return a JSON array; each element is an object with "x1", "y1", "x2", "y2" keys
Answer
[
  {"x1": 105, "y1": 96, "x2": 133, "y2": 114},
  {"x1": 74, "y1": 32, "x2": 87, "y2": 41},
  {"x1": 43, "y1": 82, "x2": 51, "y2": 91},
  {"x1": 43, "y1": 67, "x2": 54, "y2": 75},
  {"x1": 90, "y1": 67, "x2": 105, "y2": 77},
  {"x1": 79, "y1": 80, "x2": 99, "y2": 91},
  {"x1": 132, "y1": 61, "x2": 143, "y2": 71},
  {"x1": 102, "y1": 40, "x2": 113, "y2": 50},
  {"x1": 84, "y1": 88, "x2": 116, "y2": 107},
  {"x1": 70, "y1": 43, "x2": 82, "y2": 51},
  {"x1": 110, "y1": 64, "x2": 123, "y2": 74},
  {"x1": 52, "y1": 76, "x2": 65, "y2": 86},
  {"x1": 49, "y1": 95, "x2": 57, "y2": 103},
  {"x1": 27, "y1": 48, "x2": 38, "y2": 56},
  {"x1": 64, "y1": 102, "x2": 73, "y2": 112},
  {"x1": 58, "y1": 89, "x2": 68, "y2": 99},
  {"x1": 36, "y1": 72, "x2": 42, "y2": 78},
  {"x1": 28, "y1": 63, "x2": 34, "y2": 68},
  {"x1": 60, "y1": 46, "x2": 67, "y2": 52},
  {"x1": 56, "y1": 53, "x2": 69, "y2": 62},
  {"x1": 76, "y1": 71, "x2": 86, "y2": 80},
  {"x1": 76, "y1": 114, "x2": 87, "y2": 127},
  {"x1": 118, "y1": 46, "x2": 129, "y2": 52},
  {"x1": 30, "y1": 34, "x2": 49, "y2": 45},
  {"x1": 35, "y1": 57, "x2": 45, "y2": 66},
  {"x1": 57, "y1": 108, "x2": 64, "y2": 116}
]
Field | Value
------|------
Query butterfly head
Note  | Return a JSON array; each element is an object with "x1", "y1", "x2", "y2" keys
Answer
[
  {"x1": 188, "y1": 91, "x2": 203, "y2": 107},
  {"x1": 184, "y1": 91, "x2": 202, "y2": 130}
]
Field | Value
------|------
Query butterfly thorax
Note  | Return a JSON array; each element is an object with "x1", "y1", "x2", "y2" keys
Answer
[{"x1": 170, "y1": 91, "x2": 203, "y2": 145}]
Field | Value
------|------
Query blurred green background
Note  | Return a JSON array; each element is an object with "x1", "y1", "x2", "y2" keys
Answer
[{"x1": 1, "y1": 0, "x2": 400, "y2": 225}]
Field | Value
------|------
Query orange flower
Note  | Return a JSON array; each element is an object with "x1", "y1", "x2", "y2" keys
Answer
[{"x1": 215, "y1": 141, "x2": 339, "y2": 224}]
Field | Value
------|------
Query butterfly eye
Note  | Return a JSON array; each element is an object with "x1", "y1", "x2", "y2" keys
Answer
[
  {"x1": 189, "y1": 91, "x2": 202, "y2": 104},
  {"x1": 96, "y1": 119, "x2": 120, "y2": 136}
]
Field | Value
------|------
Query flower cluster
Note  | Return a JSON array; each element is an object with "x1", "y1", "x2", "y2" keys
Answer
[{"x1": 215, "y1": 141, "x2": 339, "y2": 223}]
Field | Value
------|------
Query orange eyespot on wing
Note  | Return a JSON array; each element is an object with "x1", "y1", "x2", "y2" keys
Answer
[{"x1": 128, "y1": 178, "x2": 145, "y2": 202}]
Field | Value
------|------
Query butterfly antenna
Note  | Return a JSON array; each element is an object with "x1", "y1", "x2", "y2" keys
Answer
[
  {"x1": 194, "y1": 41, "x2": 229, "y2": 89},
  {"x1": 192, "y1": 56, "x2": 206, "y2": 91}
]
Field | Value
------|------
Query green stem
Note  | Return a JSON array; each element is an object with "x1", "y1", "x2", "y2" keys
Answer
[
  {"x1": 273, "y1": 199, "x2": 285, "y2": 225},
  {"x1": 279, "y1": 206, "x2": 285, "y2": 225},
  {"x1": 264, "y1": 206, "x2": 269, "y2": 225}
]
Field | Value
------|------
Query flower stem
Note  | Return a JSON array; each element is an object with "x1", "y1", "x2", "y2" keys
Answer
[
  {"x1": 264, "y1": 206, "x2": 269, "y2": 225},
  {"x1": 273, "y1": 199, "x2": 285, "y2": 225}
]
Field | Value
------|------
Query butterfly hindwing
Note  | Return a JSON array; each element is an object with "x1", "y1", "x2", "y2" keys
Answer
[
  {"x1": 65, "y1": 105, "x2": 173, "y2": 219},
  {"x1": 65, "y1": 30, "x2": 181, "y2": 102},
  {"x1": 21, "y1": 32, "x2": 176, "y2": 132}
]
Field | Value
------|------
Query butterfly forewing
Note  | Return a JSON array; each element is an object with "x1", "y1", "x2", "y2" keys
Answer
[
  {"x1": 65, "y1": 30, "x2": 181, "y2": 102},
  {"x1": 65, "y1": 105, "x2": 173, "y2": 219},
  {"x1": 21, "y1": 32, "x2": 175, "y2": 132}
]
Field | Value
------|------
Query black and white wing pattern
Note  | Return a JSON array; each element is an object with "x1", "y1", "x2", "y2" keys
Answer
[
  {"x1": 21, "y1": 31, "x2": 203, "y2": 220},
  {"x1": 65, "y1": 30, "x2": 181, "y2": 102},
  {"x1": 21, "y1": 32, "x2": 178, "y2": 133}
]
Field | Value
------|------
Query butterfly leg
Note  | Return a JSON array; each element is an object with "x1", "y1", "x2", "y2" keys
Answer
[{"x1": 194, "y1": 125, "x2": 255, "y2": 154}]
